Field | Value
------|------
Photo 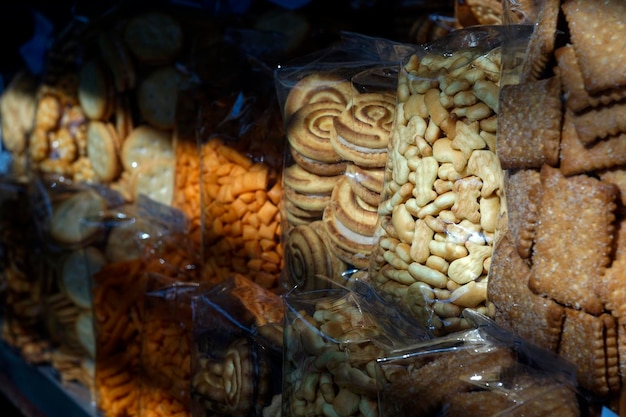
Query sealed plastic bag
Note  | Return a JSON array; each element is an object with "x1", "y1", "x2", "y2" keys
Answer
[
  {"x1": 139, "y1": 274, "x2": 198, "y2": 417},
  {"x1": 190, "y1": 274, "x2": 284, "y2": 417},
  {"x1": 282, "y1": 274, "x2": 429, "y2": 417},
  {"x1": 370, "y1": 25, "x2": 511, "y2": 336},
  {"x1": 275, "y1": 32, "x2": 415, "y2": 292}
]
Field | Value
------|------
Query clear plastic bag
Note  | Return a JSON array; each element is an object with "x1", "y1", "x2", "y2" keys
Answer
[
  {"x1": 275, "y1": 32, "x2": 416, "y2": 292},
  {"x1": 376, "y1": 310, "x2": 582, "y2": 417},
  {"x1": 282, "y1": 275, "x2": 429, "y2": 417},
  {"x1": 370, "y1": 25, "x2": 510, "y2": 336},
  {"x1": 190, "y1": 274, "x2": 284, "y2": 417}
]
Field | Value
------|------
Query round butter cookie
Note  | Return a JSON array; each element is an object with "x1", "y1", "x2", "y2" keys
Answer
[
  {"x1": 105, "y1": 216, "x2": 164, "y2": 263},
  {"x1": 131, "y1": 158, "x2": 175, "y2": 206},
  {"x1": 289, "y1": 147, "x2": 347, "y2": 177},
  {"x1": 86, "y1": 121, "x2": 121, "y2": 182},
  {"x1": 283, "y1": 163, "x2": 342, "y2": 195},
  {"x1": 329, "y1": 176, "x2": 379, "y2": 237},
  {"x1": 115, "y1": 94, "x2": 134, "y2": 142},
  {"x1": 330, "y1": 92, "x2": 396, "y2": 168},
  {"x1": 287, "y1": 101, "x2": 345, "y2": 164},
  {"x1": 322, "y1": 205, "x2": 377, "y2": 269},
  {"x1": 345, "y1": 163, "x2": 385, "y2": 207},
  {"x1": 60, "y1": 246, "x2": 107, "y2": 309},
  {"x1": 137, "y1": 66, "x2": 180, "y2": 130},
  {"x1": 285, "y1": 223, "x2": 336, "y2": 291},
  {"x1": 284, "y1": 72, "x2": 357, "y2": 120},
  {"x1": 123, "y1": 12, "x2": 183, "y2": 65},
  {"x1": 78, "y1": 59, "x2": 114, "y2": 121},
  {"x1": 121, "y1": 125, "x2": 173, "y2": 172},
  {"x1": 0, "y1": 70, "x2": 38, "y2": 154},
  {"x1": 49, "y1": 190, "x2": 107, "y2": 246}
]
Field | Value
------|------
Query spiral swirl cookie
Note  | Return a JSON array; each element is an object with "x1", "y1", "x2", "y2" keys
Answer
[
  {"x1": 284, "y1": 222, "x2": 343, "y2": 291},
  {"x1": 283, "y1": 72, "x2": 358, "y2": 120},
  {"x1": 322, "y1": 177, "x2": 380, "y2": 269},
  {"x1": 330, "y1": 92, "x2": 396, "y2": 168},
  {"x1": 287, "y1": 101, "x2": 345, "y2": 165}
]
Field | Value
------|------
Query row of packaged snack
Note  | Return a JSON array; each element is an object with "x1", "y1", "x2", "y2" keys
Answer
[{"x1": 2, "y1": 0, "x2": 626, "y2": 416}]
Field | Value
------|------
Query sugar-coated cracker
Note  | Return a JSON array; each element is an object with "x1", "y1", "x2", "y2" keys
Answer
[
  {"x1": 519, "y1": 0, "x2": 560, "y2": 82},
  {"x1": 570, "y1": 101, "x2": 626, "y2": 146},
  {"x1": 560, "y1": 109, "x2": 626, "y2": 175},
  {"x1": 497, "y1": 76, "x2": 561, "y2": 169},
  {"x1": 503, "y1": 169, "x2": 541, "y2": 259},
  {"x1": 596, "y1": 219, "x2": 626, "y2": 317},
  {"x1": 599, "y1": 168, "x2": 626, "y2": 207},
  {"x1": 529, "y1": 165, "x2": 617, "y2": 316},
  {"x1": 555, "y1": 44, "x2": 626, "y2": 113},
  {"x1": 559, "y1": 309, "x2": 619, "y2": 396},
  {"x1": 562, "y1": 0, "x2": 626, "y2": 95},
  {"x1": 488, "y1": 234, "x2": 564, "y2": 352}
]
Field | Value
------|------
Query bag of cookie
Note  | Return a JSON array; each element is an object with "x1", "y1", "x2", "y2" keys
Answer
[
  {"x1": 0, "y1": 177, "x2": 49, "y2": 363},
  {"x1": 193, "y1": 53, "x2": 286, "y2": 292},
  {"x1": 282, "y1": 274, "x2": 429, "y2": 417},
  {"x1": 369, "y1": 25, "x2": 512, "y2": 337},
  {"x1": 138, "y1": 273, "x2": 199, "y2": 417},
  {"x1": 190, "y1": 274, "x2": 284, "y2": 417},
  {"x1": 92, "y1": 205, "x2": 201, "y2": 417},
  {"x1": 275, "y1": 32, "x2": 417, "y2": 292},
  {"x1": 376, "y1": 310, "x2": 582, "y2": 417},
  {"x1": 490, "y1": 1, "x2": 626, "y2": 412}
]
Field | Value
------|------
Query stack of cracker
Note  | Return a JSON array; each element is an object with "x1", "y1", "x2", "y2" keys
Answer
[{"x1": 490, "y1": 0, "x2": 626, "y2": 412}]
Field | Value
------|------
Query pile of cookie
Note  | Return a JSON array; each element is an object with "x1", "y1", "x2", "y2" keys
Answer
[
  {"x1": 281, "y1": 71, "x2": 396, "y2": 290},
  {"x1": 20, "y1": 10, "x2": 185, "y2": 207},
  {"x1": 490, "y1": 0, "x2": 626, "y2": 408}
]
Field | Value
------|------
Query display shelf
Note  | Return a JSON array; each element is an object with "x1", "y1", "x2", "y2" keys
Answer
[{"x1": 0, "y1": 341, "x2": 96, "y2": 417}]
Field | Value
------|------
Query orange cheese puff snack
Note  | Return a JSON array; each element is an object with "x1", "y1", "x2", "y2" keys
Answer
[{"x1": 200, "y1": 138, "x2": 283, "y2": 290}]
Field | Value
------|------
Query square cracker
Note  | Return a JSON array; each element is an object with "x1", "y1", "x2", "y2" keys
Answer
[
  {"x1": 555, "y1": 44, "x2": 626, "y2": 113},
  {"x1": 559, "y1": 309, "x2": 619, "y2": 396},
  {"x1": 529, "y1": 165, "x2": 617, "y2": 315},
  {"x1": 560, "y1": 109, "x2": 626, "y2": 176},
  {"x1": 497, "y1": 76, "x2": 562, "y2": 169},
  {"x1": 488, "y1": 234, "x2": 564, "y2": 352},
  {"x1": 503, "y1": 169, "x2": 541, "y2": 259},
  {"x1": 562, "y1": 0, "x2": 626, "y2": 94},
  {"x1": 519, "y1": 0, "x2": 561, "y2": 82},
  {"x1": 570, "y1": 101, "x2": 626, "y2": 146}
]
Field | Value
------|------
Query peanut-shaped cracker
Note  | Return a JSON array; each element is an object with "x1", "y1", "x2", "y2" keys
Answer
[{"x1": 371, "y1": 43, "x2": 504, "y2": 335}]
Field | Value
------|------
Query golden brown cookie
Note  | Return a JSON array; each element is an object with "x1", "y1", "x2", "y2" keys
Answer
[
  {"x1": 123, "y1": 12, "x2": 183, "y2": 65},
  {"x1": 328, "y1": 176, "x2": 379, "y2": 237},
  {"x1": 287, "y1": 101, "x2": 345, "y2": 164},
  {"x1": 503, "y1": 169, "x2": 541, "y2": 259},
  {"x1": 488, "y1": 234, "x2": 564, "y2": 352},
  {"x1": 330, "y1": 92, "x2": 395, "y2": 168},
  {"x1": 121, "y1": 125, "x2": 173, "y2": 173},
  {"x1": 518, "y1": 0, "x2": 560, "y2": 82},
  {"x1": 555, "y1": 44, "x2": 626, "y2": 113},
  {"x1": 560, "y1": 109, "x2": 626, "y2": 176},
  {"x1": 562, "y1": 0, "x2": 626, "y2": 95},
  {"x1": 289, "y1": 147, "x2": 348, "y2": 177},
  {"x1": 344, "y1": 163, "x2": 384, "y2": 207},
  {"x1": 282, "y1": 163, "x2": 342, "y2": 195},
  {"x1": 0, "y1": 70, "x2": 38, "y2": 154},
  {"x1": 77, "y1": 59, "x2": 114, "y2": 121},
  {"x1": 529, "y1": 165, "x2": 618, "y2": 316},
  {"x1": 559, "y1": 309, "x2": 619, "y2": 396},
  {"x1": 130, "y1": 158, "x2": 175, "y2": 206},
  {"x1": 496, "y1": 76, "x2": 562, "y2": 169},
  {"x1": 60, "y1": 246, "x2": 107, "y2": 309},
  {"x1": 86, "y1": 121, "x2": 121, "y2": 182},
  {"x1": 137, "y1": 66, "x2": 179, "y2": 130},
  {"x1": 569, "y1": 101, "x2": 626, "y2": 146},
  {"x1": 321, "y1": 205, "x2": 377, "y2": 269},
  {"x1": 283, "y1": 72, "x2": 357, "y2": 120},
  {"x1": 49, "y1": 189, "x2": 107, "y2": 246}
]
